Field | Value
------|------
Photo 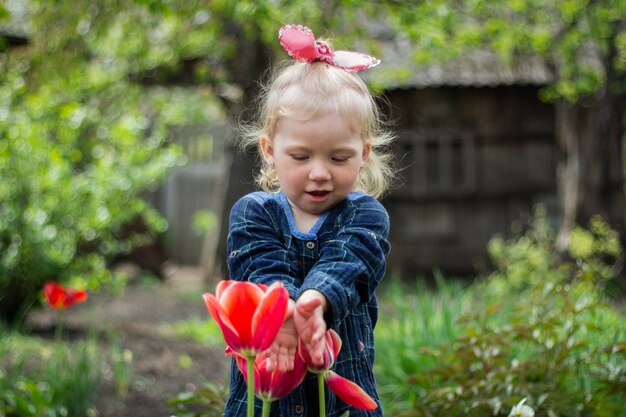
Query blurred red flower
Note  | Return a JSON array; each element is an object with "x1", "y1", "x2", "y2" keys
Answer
[{"x1": 43, "y1": 281, "x2": 88, "y2": 310}]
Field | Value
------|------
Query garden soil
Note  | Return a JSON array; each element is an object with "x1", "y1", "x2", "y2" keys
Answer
[{"x1": 26, "y1": 264, "x2": 230, "y2": 417}]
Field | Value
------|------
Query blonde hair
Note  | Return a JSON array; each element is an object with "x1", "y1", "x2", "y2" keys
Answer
[{"x1": 239, "y1": 59, "x2": 395, "y2": 199}]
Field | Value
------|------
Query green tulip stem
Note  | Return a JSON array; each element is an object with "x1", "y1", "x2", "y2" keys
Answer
[
  {"x1": 318, "y1": 372, "x2": 326, "y2": 417},
  {"x1": 247, "y1": 354, "x2": 255, "y2": 417},
  {"x1": 262, "y1": 400, "x2": 271, "y2": 417}
]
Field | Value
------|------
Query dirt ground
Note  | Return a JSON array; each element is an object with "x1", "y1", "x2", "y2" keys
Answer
[{"x1": 26, "y1": 264, "x2": 231, "y2": 417}]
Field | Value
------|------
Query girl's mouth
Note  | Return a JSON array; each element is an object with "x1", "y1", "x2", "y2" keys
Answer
[
  {"x1": 307, "y1": 190, "x2": 330, "y2": 196},
  {"x1": 306, "y1": 190, "x2": 331, "y2": 202}
]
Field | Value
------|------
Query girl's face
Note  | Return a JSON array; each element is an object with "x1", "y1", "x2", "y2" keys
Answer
[{"x1": 260, "y1": 112, "x2": 370, "y2": 219}]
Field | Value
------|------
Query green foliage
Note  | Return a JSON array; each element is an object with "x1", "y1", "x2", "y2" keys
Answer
[
  {"x1": 167, "y1": 382, "x2": 228, "y2": 417},
  {"x1": 0, "y1": 327, "x2": 134, "y2": 416},
  {"x1": 106, "y1": 340, "x2": 135, "y2": 400},
  {"x1": 0, "y1": 66, "x2": 178, "y2": 321},
  {"x1": 0, "y1": 65, "x2": 178, "y2": 321},
  {"x1": 379, "y1": 0, "x2": 626, "y2": 102},
  {"x1": 21, "y1": 0, "x2": 385, "y2": 92},
  {"x1": 164, "y1": 315, "x2": 228, "y2": 417},
  {"x1": 192, "y1": 210, "x2": 218, "y2": 237},
  {"x1": 0, "y1": 326, "x2": 132, "y2": 417},
  {"x1": 374, "y1": 274, "x2": 472, "y2": 415},
  {"x1": 394, "y1": 213, "x2": 626, "y2": 417},
  {"x1": 0, "y1": 2, "x2": 223, "y2": 323}
]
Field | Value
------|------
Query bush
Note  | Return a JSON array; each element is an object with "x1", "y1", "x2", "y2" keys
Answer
[
  {"x1": 0, "y1": 68, "x2": 178, "y2": 324},
  {"x1": 394, "y1": 213, "x2": 626, "y2": 417},
  {"x1": 1, "y1": 2, "x2": 229, "y2": 324}
]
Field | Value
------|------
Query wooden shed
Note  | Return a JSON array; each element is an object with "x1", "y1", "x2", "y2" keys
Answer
[{"x1": 375, "y1": 48, "x2": 558, "y2": 278}]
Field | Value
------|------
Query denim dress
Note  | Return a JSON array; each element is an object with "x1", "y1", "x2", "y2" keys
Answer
[{"x1": 224, "y1": 191, "x2": 390, "y2": 417}]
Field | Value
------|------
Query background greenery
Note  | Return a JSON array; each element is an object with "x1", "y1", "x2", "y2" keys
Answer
[
  {"x1": 0, "y1": 1, "x2": 225, "y2": 323},
  {"x1": 0, "y1": 325, "x2": 133, "y2": 417},
  {"x1": 2, "y1": 0, "x2": 625, "y2": 323},
  {"x1": 1, "y1": 0, "x2": 625, "y2": 416}
]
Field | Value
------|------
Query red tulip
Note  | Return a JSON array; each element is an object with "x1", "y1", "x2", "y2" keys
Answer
[
  {"x1": 203, "y1": 280, "x2": 289, "y2": 356},
  {"x1": 43, "y1": 281, "x2": 88, "y2": 310},
  {"x1": 228, "y1": 347, "x2": 307, "y2": 402},
  {"x1": 300, "y1": 329, "x2": 378, "y2": 411}
]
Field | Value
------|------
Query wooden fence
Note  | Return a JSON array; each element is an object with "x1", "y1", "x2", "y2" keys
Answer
[{"x1": 147, "y1": 122, "x2": 231, "y2": 276}]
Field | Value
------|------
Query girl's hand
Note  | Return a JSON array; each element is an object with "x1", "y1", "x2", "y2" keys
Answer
[
  {"x1": 294, "y1": 290, "x2": 328, "y2": 367},
  {"x1": 264, "y1": 300, "x2": 298, "y2": 372}
]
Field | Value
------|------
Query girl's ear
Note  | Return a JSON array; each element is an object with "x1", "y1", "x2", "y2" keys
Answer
[
  {"x1": 259, "y1": 135, "x2": 274, "y2": 165},
  {"x1": 361, "y1": 142, "x2": 372, "y2": 163}
]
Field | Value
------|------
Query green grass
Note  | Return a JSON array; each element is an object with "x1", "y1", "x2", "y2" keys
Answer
[
  {"x1": 0, "y1": 328, "x2": 101, "y2": 416},
  {"x1": 0, "y1": 324, "x2": 132, "y2": 417},
  {"x1": 159, "y1": 316, "x2": 225, "y2": 345},
  {"x1": 374, "y1": 273, "x2": 473, "y2": 414}
]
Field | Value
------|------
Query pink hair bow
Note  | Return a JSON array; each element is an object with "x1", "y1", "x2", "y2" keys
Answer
[{"x1": 278, "y1": 24, "x2": 380, "y2": 72}]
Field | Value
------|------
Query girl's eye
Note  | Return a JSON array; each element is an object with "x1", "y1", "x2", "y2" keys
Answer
[
  {"x1": 332, "y1": 156, "x2": 350, "y2": 163},
  {"x1": 291, "y1": 154, "x2": 308, "y2": 161}
]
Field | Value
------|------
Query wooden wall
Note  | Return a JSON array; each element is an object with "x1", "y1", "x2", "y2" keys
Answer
[
  {"x1": 383, "y1": 85, "x2": 557, "y2": 278},
  {"x1": 146, "y1": 123, "x2": 230, "y2": 267}
]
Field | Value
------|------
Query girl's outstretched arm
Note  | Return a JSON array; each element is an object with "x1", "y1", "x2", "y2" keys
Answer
[{"x1": 298, "y1": 195, "x2": 390, "y2": 329}]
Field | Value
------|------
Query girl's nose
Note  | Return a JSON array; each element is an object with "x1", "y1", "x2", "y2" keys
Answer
[{"x1": 309, "y1": 162, "x2": 331, "y2": 181}]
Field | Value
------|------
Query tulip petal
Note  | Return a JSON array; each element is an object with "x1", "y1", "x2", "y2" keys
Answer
[
  {"x1": 227, "y1": 347, "x2": 247, "y2": 375},
  {"x1": 220, "y1": 282, "x2": 265, "y2": 348},
  {"x1": 300, "y1": 329, "x2": 337, "y2": 372},
  {"x1": 66, "y1": 289, "x2": 87, "y2": 305},
  {"x1": 267, "y1": 349, "x2": 308, "y2": 400},
  {"x1": 325, "y1": 371, "x2": 378, "y2": 410},
  {"x1": 328, "y1": 329, "x2": 342, "y2": 358},
  {"x1": 44, "y1": 282, "x2": 64, "y2": 308},
  {"x1": 219, "y1": 281, "x2": 264, "y2": 316},
  {"x1": 215, "y1": 280, "x2": 236, "y2": 299},
  {"x1": 251, "y1": 283, "x2": 289, "y2": 351},
  {"x1": 203, "y1": 293, "x2": 242, "y2": 351},
  {"x1": 298, "y1": 338, "x2": 313, "y2": 366}
]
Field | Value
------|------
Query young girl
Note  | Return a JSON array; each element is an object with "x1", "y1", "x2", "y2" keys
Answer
[{"x1": 225, "y1": 24, "x2": 395, "y2": 417}]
